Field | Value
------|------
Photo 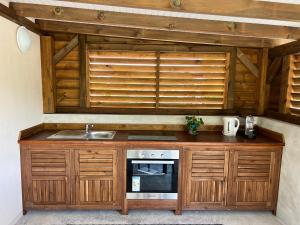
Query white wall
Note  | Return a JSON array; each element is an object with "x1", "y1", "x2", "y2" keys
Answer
[
  {"x1": 257, "y1": 117, "x2": 300, "y2": 225},
  {"x1": 43, "y1": 114, "x2": 226, "y2": 125},
  {"x1": 0, "y1": 16, "x2": 43, "y2": 225}
]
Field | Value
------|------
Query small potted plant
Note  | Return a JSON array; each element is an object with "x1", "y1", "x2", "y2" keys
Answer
[{"x1": 186, "y1": 116, "x2": 204, "y2": 136}]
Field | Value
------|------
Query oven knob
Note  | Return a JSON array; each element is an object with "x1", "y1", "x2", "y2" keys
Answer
[
  {"x1": 161, "y1": 154, "x2": 165, "y2": 158},
  {"x1": 151, "y1": 153, "x2": 155, "y2": 157}
]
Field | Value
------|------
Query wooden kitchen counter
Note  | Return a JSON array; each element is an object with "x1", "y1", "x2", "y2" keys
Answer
[{"x1": 19, "y1": 124, "x2": 284, "y2": 146}]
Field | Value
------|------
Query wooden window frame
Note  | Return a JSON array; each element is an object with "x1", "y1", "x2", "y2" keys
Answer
[
  {"x1": 72, "y1": 46, "x2": 236, "y2": 115},
  {"x1": 266, "y1": 54, "x2": 300, "y2": 125}
]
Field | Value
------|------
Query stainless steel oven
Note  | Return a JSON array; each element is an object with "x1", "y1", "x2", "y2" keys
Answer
[{"x1": 126, "y1": 149, "x2": 179, "y2": 200}]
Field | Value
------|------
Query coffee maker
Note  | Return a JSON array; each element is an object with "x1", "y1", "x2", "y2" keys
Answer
[{"x1": 245, "y1": 115, "x2": 256, "y2": 139}]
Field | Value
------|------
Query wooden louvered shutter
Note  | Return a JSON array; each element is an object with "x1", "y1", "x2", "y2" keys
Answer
[
  {"x1": 286, "y1": 54, "x2": 300, "y2": 116},
  {"x1": 87, "y1": 50, "x2": 230, "y2": 111},
  {"x1": 159, "y1": 52, "x2": 229, "y2": 109},
  {"x1": 88, "y1": 50, "x2": 157, "y2": 108}
]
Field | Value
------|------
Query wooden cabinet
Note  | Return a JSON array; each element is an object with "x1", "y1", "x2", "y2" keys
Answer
[
  {"x1": 21, "y1": 144, "x2": 121, "y2": 211},
  {"x1": 21, "y1": 147, "x2": 71, "y2": 208},
  {"x1": 20, "y1": 140, "x2": 282, "y2": 214},
  {"x1": 182, "y1": 146, "x2": 282, "y2": 212},
  {"x1": 227, "y1": 148, "x2": 282, "y2": 210},
  {"x1": 183, "y1": 147, "x2": 229, "y2": 209},
  {"x1": 74, "y1": 147, "x2": 119, "y2": 207}
]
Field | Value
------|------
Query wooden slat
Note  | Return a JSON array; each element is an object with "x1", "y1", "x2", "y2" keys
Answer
[
  {"x1": 11, "y1": 3, "x2": 300, "y2": 40},
  {"x1": 62, "y1": 0, "x2": 300, "y2": 23},
  {"x1": 54, "y1": 35, "x2": 78, "y2": 64},
  {"x1": 37, "y1": 20, "x2": 281, "y2": 48}
]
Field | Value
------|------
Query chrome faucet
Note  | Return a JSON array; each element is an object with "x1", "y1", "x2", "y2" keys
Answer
[{"x1": 85, "y1": 124, "x2": 94, "y2": 135}]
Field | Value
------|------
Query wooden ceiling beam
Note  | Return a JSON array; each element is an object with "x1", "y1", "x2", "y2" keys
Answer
[
  {"x1": 37, "y1": 20, "x2": 284, "y2": 48},
  {"x1": 269, "y1": 40, "x2": 300, "y2": 58},
  {"x1": 62, "y1": 0, "x2": 300, "y2": 23},
  {"x1": 0, "y1": 3, "x2": 43, "y2": 35},
  {"x1": 10, "y1": 3, "x2": 300, "y2": 40}
]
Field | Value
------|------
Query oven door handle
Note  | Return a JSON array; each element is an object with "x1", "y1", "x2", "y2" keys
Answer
[{"x1": 131, "y1": 160, "x2": 174, "y2": 165}]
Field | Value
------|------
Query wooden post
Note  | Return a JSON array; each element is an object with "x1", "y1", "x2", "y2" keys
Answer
[
  {"x1": 40, "y1": 36, "x2": 56, "y2": 113},
  {"x1": 79, "y1": 34, "x2": 87, "y2": 108},
  {"x1": 278, "y1": 56, "x2": 291, "y2": 113},
  {"x1": 155, "y1": 51, "x2": 160, "y2": 108},
  {"x1": 257, "y1": 48, "x2": 269, "y2": 115},
  {"x1": 227, "y1": 47, "x2": 237, "y2": 109}
]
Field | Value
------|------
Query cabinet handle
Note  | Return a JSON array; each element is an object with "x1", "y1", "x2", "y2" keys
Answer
[{"x1": 65, "y1": 176, "x2": 68, "y2": 183}]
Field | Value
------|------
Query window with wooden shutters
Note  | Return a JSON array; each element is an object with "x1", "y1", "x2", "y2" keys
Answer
[
  {"x1": 286, "y1": 54, "x2": 300, "y2": 116},
  {"x1": 87, "y1": 50, "x2": 230, "y2": 111}
]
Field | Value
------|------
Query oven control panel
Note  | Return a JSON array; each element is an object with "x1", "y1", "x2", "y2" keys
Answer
[{"x1": 127, "y1": 150, "x2": 179, "y2": 159}]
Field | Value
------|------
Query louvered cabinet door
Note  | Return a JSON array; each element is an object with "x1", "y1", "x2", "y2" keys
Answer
[
  {"x1": 74, "y1": 148, "x2": 118, "y2": 207},
  {"x1": 27, "y1": 149, "x2": 71, "y2": 206},
  {"x1": 227, "y1": 149, "x2": 280, "y2": 209},
  {"x1": 184, "y1": 148, "x2": 229, "y2": 209}
]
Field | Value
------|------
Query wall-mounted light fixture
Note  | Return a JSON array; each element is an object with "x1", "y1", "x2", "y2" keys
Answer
[{"x1": 16, "y1": 26, "x2": 31, "y2": 54}]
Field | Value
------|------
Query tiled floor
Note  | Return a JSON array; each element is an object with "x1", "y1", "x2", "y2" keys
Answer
[{"x1": 16, "y1": 210, "x2": 285, "y2": 225}]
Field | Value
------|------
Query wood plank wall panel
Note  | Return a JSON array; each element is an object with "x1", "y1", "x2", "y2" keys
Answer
[
  {"x1": 51, "y1": 34, "x2": 261, "y2": 115},
  {"x1": 54, "y1": 35, "x2": 80, "y2": 107},
  {"x1": 235, "y1": 48, "x2": 259, "y2": 113}
]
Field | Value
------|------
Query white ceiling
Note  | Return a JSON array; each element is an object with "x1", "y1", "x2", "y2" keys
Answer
[{"x1": 9, "y1": 0, "x2": 300, "y2": 28}]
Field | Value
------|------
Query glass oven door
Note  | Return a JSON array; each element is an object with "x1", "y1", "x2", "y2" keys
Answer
[{"x1": 127, "y1": 159, "x2": 178, "y2": 199}]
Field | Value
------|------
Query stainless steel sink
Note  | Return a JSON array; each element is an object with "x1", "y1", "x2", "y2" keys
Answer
[
  {"x1": 47, "y1": 130, "x2": 116, "y2": 140},
  {"x1": 87, "y1": 131, "x2": 116, "y2": 139}
]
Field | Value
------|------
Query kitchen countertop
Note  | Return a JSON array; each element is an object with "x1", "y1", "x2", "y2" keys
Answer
[{"x1": 19, "y1": 129, "x2": 284, "y2": 146}]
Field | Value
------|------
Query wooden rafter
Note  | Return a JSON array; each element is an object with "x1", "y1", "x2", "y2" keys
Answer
[
  {"x1": 10, "y1": 3, "x2": 300, "y2": 40},
  {"x1": 62, "y1": 0, "x2": 300, "y2": 23},
  {"x1": 237, "y1": 48, "x2": 259, "y2": 77},
  {"x1": 269, "y1": 40, "x2": 300, "y2": 58},
  {"x1": 54, "y1": 35, "x2": 78, "y2": 64},
  {"x1": 36, "y1": 20, "x2": 284, "y2": 48},
  {"x1": 0, "y1": 3, "x2": 43, "y2": 35}
]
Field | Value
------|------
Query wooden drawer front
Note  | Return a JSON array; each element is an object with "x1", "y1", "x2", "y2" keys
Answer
[
  {"x1": 76, "y1": 149, "x2": 117, "y2": 205},
  {"x1": 186, "y1": 150, "x2": 229, "y2": 207},
  {"x1": 231, "y1": 151, "x2": 274, "y2": 206},
  {"x1": 32, "y1": 178, "x2": 67, "y2": 204},
  {"x1": 79, "y1": 150, "x2": 113, "y2": 178},
  {"x1": 31, "y1": 151, "x2": 66, "y2": 176}
]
